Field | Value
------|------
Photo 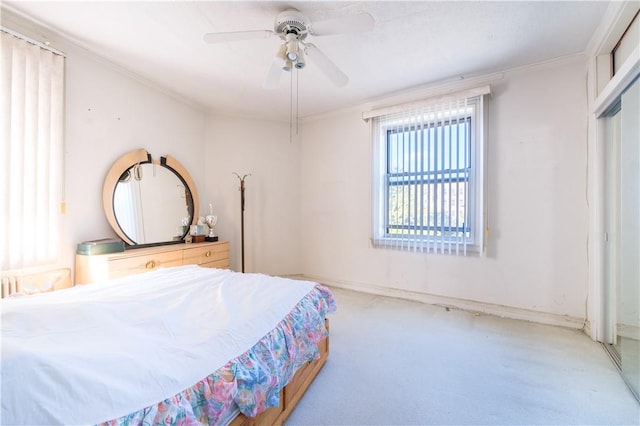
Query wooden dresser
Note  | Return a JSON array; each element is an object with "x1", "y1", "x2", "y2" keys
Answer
[{"x1": 75, "y1": 241, "x2": 230, "y2": 285}]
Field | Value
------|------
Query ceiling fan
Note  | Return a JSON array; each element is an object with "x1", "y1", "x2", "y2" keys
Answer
[{"x1": 203, "y1": 8, "x2": 375, "y2": 89}]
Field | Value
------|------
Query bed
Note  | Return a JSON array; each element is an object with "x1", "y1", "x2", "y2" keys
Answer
[{"x1": 1, "y1": 265, "x2": 336, "y2": 425}]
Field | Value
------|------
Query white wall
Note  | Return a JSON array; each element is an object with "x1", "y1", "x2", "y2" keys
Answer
[
  {"x1": 300, "y1": 57, "x2": 590, "y2": 323},
  {"x1": 2, "y1": 10, "x2": 208, "y2": 272},
  {"x1": 204, "y1": 116, "x2": 301, "y2": 275},
  {"x1": 63, "y1": 50, "x2": 207, "y2": 271}
]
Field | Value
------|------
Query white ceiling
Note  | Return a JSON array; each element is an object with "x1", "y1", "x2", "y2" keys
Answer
[{"x1": 3, "y1": 1, "x2": 609, "y2": 121}]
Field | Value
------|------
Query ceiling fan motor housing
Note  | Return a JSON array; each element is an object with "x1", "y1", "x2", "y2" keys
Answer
[{"x1": 274, "y1": 9, "x2": 309, "y2": 40}]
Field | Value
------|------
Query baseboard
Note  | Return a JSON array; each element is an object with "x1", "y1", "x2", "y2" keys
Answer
[
  {"x1": 303, "y1": 274, "x2": 588, "y2": 331},
  {"x1": 582, "y1": 318, "x2": 592, "y2": 337}
]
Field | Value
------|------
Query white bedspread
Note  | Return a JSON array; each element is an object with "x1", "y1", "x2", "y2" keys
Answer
[{"x1": 1, "y1": 265, "x2": 316, "y2": 425}]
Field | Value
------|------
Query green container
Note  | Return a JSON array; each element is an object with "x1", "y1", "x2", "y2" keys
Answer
[{"x1": 76, "y1": 238, "x2": 125, "y2": 255}]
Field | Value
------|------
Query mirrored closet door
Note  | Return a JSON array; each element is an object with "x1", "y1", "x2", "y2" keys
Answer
[{"x1": 604, "y1": 77, "x2": 639, "y2": 400}]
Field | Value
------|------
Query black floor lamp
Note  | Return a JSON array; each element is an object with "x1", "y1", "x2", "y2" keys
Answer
[{"x1": 233, "y1": 172, "x2": 250, "y2": 273}]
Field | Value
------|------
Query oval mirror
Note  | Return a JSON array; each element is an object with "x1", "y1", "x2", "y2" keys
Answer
[{"x1": 103, "y1": 149, "x2": 199, "y2": 247}]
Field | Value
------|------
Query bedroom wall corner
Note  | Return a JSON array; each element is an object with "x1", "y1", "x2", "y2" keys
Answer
[
  {"x1": 299, "y1": 56, "x2": 590, "y2": 323},
  {"x1": 203, "y1": 115, "x2": 302, "y2": 276}
]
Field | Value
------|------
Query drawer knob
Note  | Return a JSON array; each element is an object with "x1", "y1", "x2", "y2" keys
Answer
[
  {"x1": 145, "y1": 260, "x2": 156, "y2": 269},
  {"x1": 205, "y1": 251, "x2": 212, "y2": 257}
]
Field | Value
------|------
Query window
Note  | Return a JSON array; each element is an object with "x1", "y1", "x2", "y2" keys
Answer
[
  {"x1": 1, "y1": 29, "x2": 65, "y2": 271},
  {"x1": 369, "y1": 89, "x2": 487, "y2": 255}
]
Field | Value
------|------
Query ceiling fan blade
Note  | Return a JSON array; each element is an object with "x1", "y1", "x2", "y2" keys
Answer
[
  {"x1": 263, "y1": 57, "x2": 284, "y2": 89},
  {"x1": 203, "y1": 30, "x2": 274, "y2": 44},
  {"x1": 305, "y1": 43, "x2": 348, "y2": 87},
  {"x1": 309, "y1": 12, "x2": 374, "y2": 36}
]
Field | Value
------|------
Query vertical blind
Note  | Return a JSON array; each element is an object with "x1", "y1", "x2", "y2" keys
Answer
[
  {"x1": 1, "y1": 30, "x2": 65, "y2": 271},
  {"x1": 369, "y1": 87, "x2": 488, "y2": 255}
]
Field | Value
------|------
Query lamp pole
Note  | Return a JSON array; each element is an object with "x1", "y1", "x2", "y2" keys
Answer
[{"x1": 233, "y1": 173, "x2": 251, "y2": 273}]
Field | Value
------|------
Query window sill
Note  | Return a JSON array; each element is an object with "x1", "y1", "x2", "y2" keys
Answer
[{"x1": 371, "y1": 237, "x2": 481, "y2": 256}]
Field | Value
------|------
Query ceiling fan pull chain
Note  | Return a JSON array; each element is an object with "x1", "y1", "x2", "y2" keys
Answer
[{"x1": 290, "y1": 69, "x2": 293, "y2": 144}]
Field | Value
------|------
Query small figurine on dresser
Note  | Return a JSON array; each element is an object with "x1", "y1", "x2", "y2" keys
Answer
[{"x1": 205, "y1": 204, "x2": 218, "y2": 242}]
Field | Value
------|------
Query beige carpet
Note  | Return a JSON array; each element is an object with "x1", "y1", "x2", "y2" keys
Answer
[{"x1": 285, "y1": 287, "x2": 639, "y2": 425}]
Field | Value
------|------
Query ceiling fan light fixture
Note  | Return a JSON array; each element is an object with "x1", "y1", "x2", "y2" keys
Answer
[
  {"x1": 285, "y1": 36, "x2": 299, "y2": 61},
  {"x1": 295, "y1": 49, "x2": 306, "y2": 69},
  {"x1": 283, "y1": 60, "x2": 293, "y2": 72}
]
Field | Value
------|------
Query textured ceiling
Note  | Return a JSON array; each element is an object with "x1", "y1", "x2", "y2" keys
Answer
[{"x1": 2, "y1": 1, "x2": 610, "y2": 121}]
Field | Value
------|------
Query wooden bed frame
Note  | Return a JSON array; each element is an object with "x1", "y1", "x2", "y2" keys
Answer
[{"x1": 231, "y1": 319, "x2": 330, "y2": 426}]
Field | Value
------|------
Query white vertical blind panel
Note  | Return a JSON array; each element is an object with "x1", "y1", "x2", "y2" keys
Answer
[
  {"x1": 447, "y1": 99, "x2": 453, "y2": 254},
  {"x1": 0, "y1": 33, "x2": 13, "y2": 270},
  {"x1": 23, "y1": 41, "x2": 38, "y2": 265},
  {"x1": 402, "y1": 109, "x2": 409, "y2": 252},
  {"x1": 50, "y1": 52, "x2": 64, "y2": 263},
  {"x1": 1, "y1": 31, "x2": 64, "y2": 271},
  {"x1": 478, "y1": 95, "x2": 486, "y2": 255},
  {"x1": 8, "y1": 34, "x2": 27, "y2": 269}
]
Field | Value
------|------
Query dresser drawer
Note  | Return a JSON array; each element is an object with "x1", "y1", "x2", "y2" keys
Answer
[
  {"x1": 200, "y1": 259, "x2": 230, "y2": 269},
  {"x1": 75, "y1": 241, "x2": 230, "y2": 284},
  {"x1": 108, "y1": 251, "x2": 183, "y2": 279},
  {"x1": 183, "y1": 242, "x2": 229, "y2": 267}
]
